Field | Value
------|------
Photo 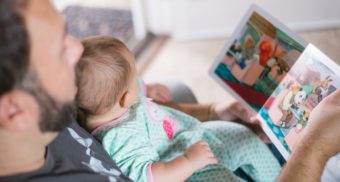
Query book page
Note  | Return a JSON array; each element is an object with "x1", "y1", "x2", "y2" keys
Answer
[
  {"x1": 210, "y1": 5, "x2": 306, "y2": 112},
  {"x1": 257, "y1": 44, "x2": 340, "y2": 160}
]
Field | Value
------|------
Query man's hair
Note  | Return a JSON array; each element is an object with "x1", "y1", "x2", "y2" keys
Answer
[
  {"x1": 76, "y1": 35, "x2": 132, "y2": 121},
  {"x1": 0, "y1": 0, "x2": 30, "y2": 96}
]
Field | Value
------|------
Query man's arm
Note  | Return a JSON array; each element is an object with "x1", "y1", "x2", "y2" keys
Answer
[
  {"x1": 278, "y1": 90, "x2": 340, "y2": 181},
  {"x1": 157, "y1": 102, "x2": 213, "y2": 121},
  {"x1": 158, "y1": 101, "x2": 261, "y2": 135},
  {"x1": 277, "y1": 134, "x2": 331, "y2": 182}
]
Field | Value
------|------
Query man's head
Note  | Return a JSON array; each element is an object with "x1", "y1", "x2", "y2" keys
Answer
[
  {"x1": 76, "y1": 35, "x2": 138, "y2": 127},
  {"x1": 0, "y1": 0, "x2": 83, "y2": 145}
]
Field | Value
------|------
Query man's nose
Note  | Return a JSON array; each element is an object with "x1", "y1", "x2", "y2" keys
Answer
[{"x1": 66, "y1": 35, "x2": 84, "y2": 68}]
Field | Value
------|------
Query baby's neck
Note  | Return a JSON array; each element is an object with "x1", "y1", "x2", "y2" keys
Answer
[{"x1": 86, "y1": 107, "x2": 128, "y2": 132}]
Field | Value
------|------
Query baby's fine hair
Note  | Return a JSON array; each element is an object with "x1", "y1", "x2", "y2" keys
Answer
[{"x1": 76, "y1": 35, "x2": 132, "y2": 124}]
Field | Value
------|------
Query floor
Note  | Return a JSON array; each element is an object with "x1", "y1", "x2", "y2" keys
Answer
[{"x1": 141, "y1": 28, "x2": 340, "y2": 104}]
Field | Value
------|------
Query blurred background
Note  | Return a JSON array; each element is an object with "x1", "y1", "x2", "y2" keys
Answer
[{"x1": 52, "y1": 0, "x2": 340, "y2": 104}]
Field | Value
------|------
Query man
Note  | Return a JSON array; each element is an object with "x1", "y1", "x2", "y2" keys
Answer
[
  {"x1": 0, "y1": 0, "x2": 339, "y2": 181},
  {"x1": 0, "y1": 0, "x2": 130, "y2": 181}
]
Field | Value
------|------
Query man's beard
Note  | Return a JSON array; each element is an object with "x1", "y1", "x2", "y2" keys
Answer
[
  {"x1": 22, "y1": 71, "x2": 75, "y2": 132},
  {"x1": 35, "y1": 88, "x2": 75, "y2": 132}
]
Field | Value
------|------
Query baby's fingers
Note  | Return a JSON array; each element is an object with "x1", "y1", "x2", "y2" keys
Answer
[
  {"x1": 208, "y1": 156, "x2": 218, "y2": 164},
  {"x1": 198, "y1": 140, "x2": 209, "y2": 146}
]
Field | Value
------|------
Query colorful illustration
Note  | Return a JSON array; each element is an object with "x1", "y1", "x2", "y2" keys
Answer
[
  {"x1": 210, "y1": 5, "x2": 340, "y2": 160},
  {"x1": 259, "y1": 45, "x2": 340, "y2": 155},
  {"x1": 214, "y1": 11, "x2": 304, "y2": 110}
]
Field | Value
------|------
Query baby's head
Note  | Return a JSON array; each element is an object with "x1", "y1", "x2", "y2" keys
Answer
[{"x1": 76, "y1": 35, "x2": 139, "y2": 128}]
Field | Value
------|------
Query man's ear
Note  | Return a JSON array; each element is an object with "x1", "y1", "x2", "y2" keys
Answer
[
  {"x1": 119, "y1": 91, "x2": 130, "y2": 108},
  {"x1": 0, "y1": 92, "x2": 30, "y2": 131}
]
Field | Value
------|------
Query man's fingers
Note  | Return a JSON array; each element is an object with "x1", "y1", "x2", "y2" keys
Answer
[
  {"x1": 258, "y1": 133, "x2": 271, "y2": 143},
  {"x1": 326, "y1": 89, "x2": 340, "y2": 105},
  {"x1": 249, "y1": 116, "x2": 260, "y2": 124},
  {"x1": 331, "y1": 89, "x2": 340, "y2": 97},
  {"x1": 231, "y1": 102, "x2": 257, "y2": 122}
]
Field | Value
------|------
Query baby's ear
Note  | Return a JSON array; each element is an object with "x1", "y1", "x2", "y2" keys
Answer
[{"x1": 119, "y1": 91, "x2": 130, "y2": 108}]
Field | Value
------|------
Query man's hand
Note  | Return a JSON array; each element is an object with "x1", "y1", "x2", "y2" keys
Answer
[
  {"x1": 209, "y1": 101, "x2": 257, "y2": 124},
  {"x1": 146, "y1": 83, "x2": 172, "y2": 103},
  {"x1": 302, "y1": 89, "x2": 340, "y2": 157},
  {"x1": 278, "y1": 89, "x2": 340, "y2": 182},
  {"x1": 184, "y1": 141, "x2": 218, "y2": 170},
  {"x1": 209, "y1": 101, "x2": 269, "y2": 141}
]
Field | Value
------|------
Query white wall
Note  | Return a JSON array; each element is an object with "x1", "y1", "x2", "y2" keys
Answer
[
  {"x1": 145, "y1": 0, "x2": 340, "y2": 40},
  {"x1": 144, "y1": 0, "x2": 174, "y2": 34}
]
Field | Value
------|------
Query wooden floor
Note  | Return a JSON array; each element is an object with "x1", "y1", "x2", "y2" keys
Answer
[{"x1": 141, "y1": 28, "x2": 340, "y2": 104}]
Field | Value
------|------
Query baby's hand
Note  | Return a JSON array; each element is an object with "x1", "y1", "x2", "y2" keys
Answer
[
  {"x1": 146, "y1": 83, "x2": 172, "y2": 103},
  {"x1": 184, "y1": 141, "x2": 218, "y2": 170}
]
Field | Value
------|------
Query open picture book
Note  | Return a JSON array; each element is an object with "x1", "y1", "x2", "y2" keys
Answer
[{"x1": 209, "y1": 4, "x2": 340, "y2": 160}]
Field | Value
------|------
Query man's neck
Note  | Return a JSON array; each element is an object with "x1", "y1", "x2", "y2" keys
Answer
[{"x1": 0, "y1": 136, "x2": 46, "y2": 176}]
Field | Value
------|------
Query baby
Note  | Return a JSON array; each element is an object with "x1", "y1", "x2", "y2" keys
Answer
[{"x1": 75, "y1": 35, "x2": 281, "y2": 182}]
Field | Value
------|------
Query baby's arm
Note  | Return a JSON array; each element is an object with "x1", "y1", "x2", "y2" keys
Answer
[{"x1": 152, "y1": 141, "x2": 217, "y2": 182}]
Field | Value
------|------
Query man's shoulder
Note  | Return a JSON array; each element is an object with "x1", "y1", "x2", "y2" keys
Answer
[
  {"x1": 0, "y1": 120, "x2": 131, "y2": 182},
  {"x1": 48, "y1": 120, "x2": 131, "y2": 181}
]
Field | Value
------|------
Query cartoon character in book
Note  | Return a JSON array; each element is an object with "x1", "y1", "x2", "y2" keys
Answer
[
  {"x1": 228, "y1": 41, "x2": 242, "y2": 57},
  {"x1": 259, "y1": 40, "x2": 273, "y2": 67},
  {"x1": 241, "y1": 37, "x2": 256, "y2": 61},
  {"x1": 232, "y1": 37, "x2": 257, "y2": 69},
  {"x1": 227, "y1": 41, "x2": 243, "y2": 68},
  {"x1": 313, "y1": 76, "x2": 333, "y2": 102},
  {"x1": 278, "y1": 85, "x2": 299, "y2": 128},
  {"x1": 259, "y1": 57, "x2": 277, "y2": 80},
  {"x1": 279, "y1": 84, "x2": 313, "y2": 128},
  {"x1": 294, "y1": 110, "x2": 310, "y2": 131}
]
